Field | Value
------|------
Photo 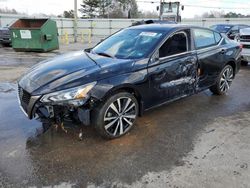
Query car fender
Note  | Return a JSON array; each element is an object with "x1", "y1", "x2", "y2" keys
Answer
[{"x1": 89, "y1": 69, "x2": 148, "y2": 104}]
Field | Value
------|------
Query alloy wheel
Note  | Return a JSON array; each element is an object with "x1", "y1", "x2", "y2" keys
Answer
[
  {"x1": 219, "y1": 66, "x2": 234, "y2": 93},
  {"x1": 104, "y1": 97, "x2": 137, "y2": 136}
]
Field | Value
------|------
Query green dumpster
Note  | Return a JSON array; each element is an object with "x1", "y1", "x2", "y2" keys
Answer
[{"x1": 10, "y1": 18, "x2": 59, "y2": 52}]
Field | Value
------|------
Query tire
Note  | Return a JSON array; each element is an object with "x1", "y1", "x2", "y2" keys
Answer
[
  {"x1": 93, "y1": 92, "x2": 139, "y2": 139},
  {"x1": 209, "y1": 65, "x2": 234, "y2": 95},
  {"x1": 241, "y1": 60, "x2": 248, "y2": 66}
]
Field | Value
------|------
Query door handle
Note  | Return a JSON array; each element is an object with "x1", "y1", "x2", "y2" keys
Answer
[
  {"x1": 186, "y1": 57, "x2": 197, "y2": 65},
  {"x1": 221, "y1": 48, "x2": 226, "y2": 54},
  {"x1": 153, "y1": 70, "x2": 166, "y2": 81}
]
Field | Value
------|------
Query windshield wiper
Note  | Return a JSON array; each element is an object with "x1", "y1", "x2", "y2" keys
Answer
[
  {"x1": 84, "y1": 51, "x2": 100, "y2": 67},
  {"x1": 96, "y1": 52, "x2": 114, "y2": 58}
]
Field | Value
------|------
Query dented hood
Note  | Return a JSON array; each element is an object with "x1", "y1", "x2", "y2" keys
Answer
[
  {"x1": 18, "y1": 51, "x2": 99, "y2": 93},
  {"x1": 18, "y1": 50, "x2": 136, "y2": 95}
]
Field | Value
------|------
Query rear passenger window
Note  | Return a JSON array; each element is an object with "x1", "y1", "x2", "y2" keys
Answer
[
  {"x1": 214, "y1": 32, "x2": 222, "y2": 43},
  {"x1": 193, "y1": 29, "x2": 216, "y2": 49}
]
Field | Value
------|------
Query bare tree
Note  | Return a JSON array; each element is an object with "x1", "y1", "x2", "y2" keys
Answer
[{"x1": 0, "y1": 7, "x2": 18, "y2": 14}]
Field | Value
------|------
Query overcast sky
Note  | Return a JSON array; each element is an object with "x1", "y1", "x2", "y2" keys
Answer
[{"x1": 0, "y1": 0, "x2": 249, "y2": 18}]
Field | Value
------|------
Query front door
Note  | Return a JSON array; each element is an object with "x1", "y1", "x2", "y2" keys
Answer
[{"x1": 147, "y1": 30, "x2": 198, "y2": 107}]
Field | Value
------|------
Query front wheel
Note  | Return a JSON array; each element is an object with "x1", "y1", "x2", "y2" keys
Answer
[
  {"x1": 93, "y1": 92, "x2": 139, "y2": 139},
  {"x1": 210, "y1": 65, "x2": 234, "y2": 95}
]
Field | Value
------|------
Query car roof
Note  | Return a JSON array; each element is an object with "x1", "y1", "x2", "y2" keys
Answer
[{"x1": 127, "y1": 23, "x2": 203, "y2": 32}]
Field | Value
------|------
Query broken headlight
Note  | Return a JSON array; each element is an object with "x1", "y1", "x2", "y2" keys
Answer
[{"x1": 40, "y1": 82, "x2": 96, "y2": 106}]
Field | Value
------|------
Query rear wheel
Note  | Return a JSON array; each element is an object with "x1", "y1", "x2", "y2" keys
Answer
[
  {"x1": 93, "y1": 92, "x2": 139, "y2": 139},
  {"x1": 210, "y1": 65, "x2": 234, "y2": 95}
]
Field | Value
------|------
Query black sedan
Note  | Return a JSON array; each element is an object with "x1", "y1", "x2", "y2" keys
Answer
[{"x1": 18, "y1": 24, "x2": 241, "y2": 139}]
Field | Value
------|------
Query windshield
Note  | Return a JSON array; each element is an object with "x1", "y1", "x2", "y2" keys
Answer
[
  {"x1": 91, "y1": 29, "x2": 164, "y2": 59},
  {"x1": 162, "y1": 3, "x2": 178, "y2": 13},
  {"x1": 210, "y1": 25, "x2": 232, "y2": 33}
]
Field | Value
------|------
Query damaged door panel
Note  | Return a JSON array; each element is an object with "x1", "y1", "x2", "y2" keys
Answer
[{"x1": 148, "y1": 30, "x2": 198, "y2": 107}]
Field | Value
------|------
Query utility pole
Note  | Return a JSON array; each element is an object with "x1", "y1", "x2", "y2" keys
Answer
[{"x1": 73, "y1": 0, "x2": 78, "y2": 43}]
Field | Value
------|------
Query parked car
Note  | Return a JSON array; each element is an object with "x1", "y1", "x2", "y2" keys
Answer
[
  {"x1": 235, "y1": 27, "x2": 250, "y2": 66},
  {"x1": 210, "y1": 24, "x2": 249, "y2": 40},
  {"x1": 0, "y1": 26, "x2": 11, "y2": 46},
  {"x1": 18, "y1": 24, "x2": 241, "y2": 139}
]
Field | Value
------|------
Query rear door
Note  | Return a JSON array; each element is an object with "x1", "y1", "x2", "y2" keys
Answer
[
  {"x1": 192, "y1": 28, "x2": 225, "y2": 90},
  {"x1": 147, "y1": 29, "x2": 198, "y2": 107}
]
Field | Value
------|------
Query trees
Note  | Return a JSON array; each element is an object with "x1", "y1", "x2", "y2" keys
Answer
[
  {"x1": 79, "y1": 0, "x2": 100, "y2": 18},
  {"x1": 63, "y1": 10, "x2": 74, "y2": 18},
  {"x1": 128, "y1": 0, "x2": 139, "y2": 18},
  {"x1": 197, "y1": 10, "x2": 250, "y2": 18},
  {"x1": 138, "y1": 11, "x2": 158, "y2": 19},
  {"x1": 224, "y1": 12, "x2": 250, "y2": 18},
  {"x1": 79, "y1": 0, "x2": 139, "y2": 18},
  {"x1": 116, "y1": 0, "x2": 138, "y2": 18},
  {"x1": 99, "y1": 0, "x2": 112, "y2": 18},
  {"x1": 201, "y1": 10, "x2": 225, "y2": 18},
  {"x1": 0, "y1": 7, "x2": 18, "y2": 14}
]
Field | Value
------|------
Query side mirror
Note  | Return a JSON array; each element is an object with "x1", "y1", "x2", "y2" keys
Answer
[
  {"x1": 181, "y1": 5, "x2": 184, "y2": 10},
  {"x1": 84, "y1": 48, "x2": 92, "y2": 53},
  {"x1": 156, "y1": 6, "x2": 159, "y2": 11},
  {"x1": 150, "y1": 50, "x2": 160, "y2": 64}
]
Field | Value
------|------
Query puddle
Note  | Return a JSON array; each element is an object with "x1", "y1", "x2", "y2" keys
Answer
[{"x1": 0, "y1": 83, "x2": 42, "y2": 184}]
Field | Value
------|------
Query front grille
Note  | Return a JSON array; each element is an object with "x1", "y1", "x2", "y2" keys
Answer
[
  {"x1": 240, "y1": 35, "x2": 250, "y2": 40},
  {"x1": 2, "y1": 35, "x2": 10, "y2": 38},
  {"x1": 243, "y1": 44, "x2": 250, "y2": 49},
  {"x1": 240, "y1": 35, "x2": 250, "y2": 42},
  {"x1": 2, "y1": 30, "x2": 9, "y2": 34},
  {"x1": 18, "y1": 86, "x2": 31, "y2": 112}
]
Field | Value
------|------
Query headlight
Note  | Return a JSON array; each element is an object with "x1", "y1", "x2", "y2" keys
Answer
[{"x1": 40, "y1": 82, "x2": 96, "y2": 105}]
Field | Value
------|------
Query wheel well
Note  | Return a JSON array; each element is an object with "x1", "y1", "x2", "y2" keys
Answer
[
  {"x1": 226, "y1": 61, "x2": 236, "y2": 76},
  {"x1": 104, "y1": 86, "x2": 143, "y2": 115}
]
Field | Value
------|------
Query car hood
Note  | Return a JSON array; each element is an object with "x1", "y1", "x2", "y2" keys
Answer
[
  {"x1": 240, "y1": 27, "x2": 250, "y2": 35},
  {"x1": 18, "y1": 51, "x2": 136, "y2": 95}
]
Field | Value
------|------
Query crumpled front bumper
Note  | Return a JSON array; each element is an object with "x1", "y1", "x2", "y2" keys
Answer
[
  {"x1": 17, "y1": 85, "x2": 40, "y2": 119},
  {"x1": 17, "y1": 85, "x2": 91, "y2": 125}
]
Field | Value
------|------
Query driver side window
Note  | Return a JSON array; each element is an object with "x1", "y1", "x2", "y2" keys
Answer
[{"x1": 159, "y1": 31, "x2": 188, "y2": 58}]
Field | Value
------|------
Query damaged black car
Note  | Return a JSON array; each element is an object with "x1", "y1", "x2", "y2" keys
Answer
[{"x1": 18, "y1": 24, "x2": 241, "y2": 139}]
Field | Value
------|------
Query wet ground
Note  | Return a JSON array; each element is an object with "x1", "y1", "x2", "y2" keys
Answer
[
  {"x1": 0, "y1": 45, "x2": 250, "y2": 187},
  {"x1": 0, "y1": 43, "x2": 96, "y2": 82}
]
